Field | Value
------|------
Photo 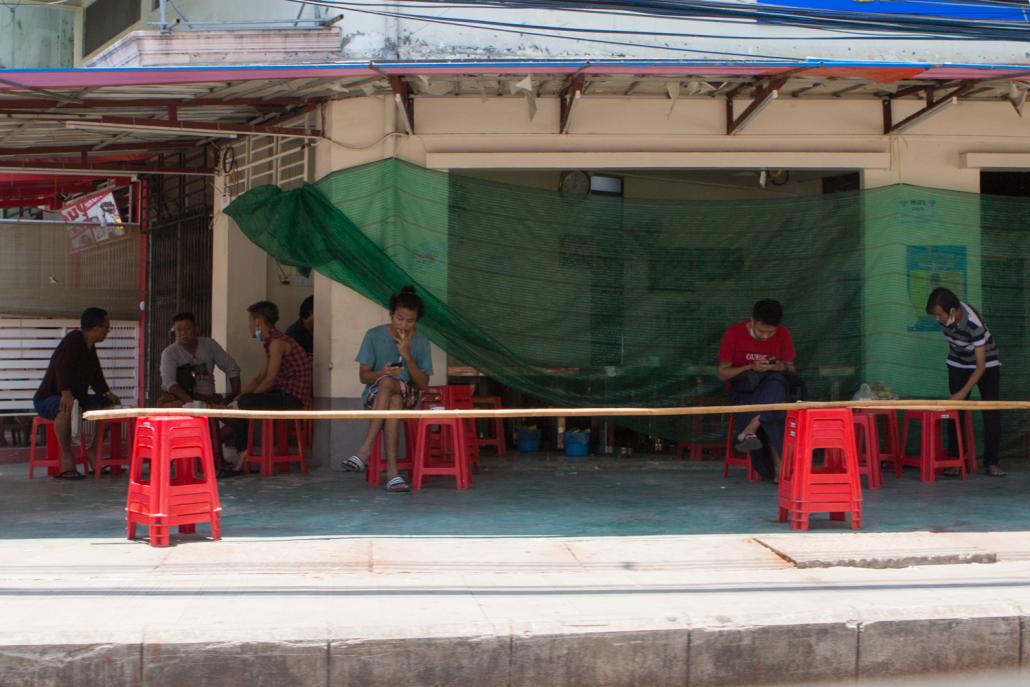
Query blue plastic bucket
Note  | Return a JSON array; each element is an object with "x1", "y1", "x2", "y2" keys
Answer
[
  {"x1": 564, "y1": 431, "x2": 589, "y2": 458},
  {"x1": 516, "y1": 428, "x2": 541, "y2": 453}
]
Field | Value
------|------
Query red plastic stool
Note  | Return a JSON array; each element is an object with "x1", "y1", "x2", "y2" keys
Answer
[
  {"x1": 961, "y1": 411, "x2": 978, "y2": 474},
  {"x1": 366, "y1": 420, "x2": 418, "y2": 486},
  {"x1": 92, "y1": 418, "x2": 134, "y2": 478},
  {"x1": 28, "y1": 417, "x2": 88, "y2": 478},
  {"x1": 244, "y1": 419, "x2": 307, "y2": 476},
  {"x1": 778, "y1": 408, "x2": 862, "y2": 531},
  {"x1": 852, "y1": 413, "x2": 882, "y2": 490},
  {"x1": 411, "y1": 417, "x2": 471, "y2": 490},
  {"x1": 723, "y1": 416, "x2": 760, "y2": 481},
  {"x1": 426, "y1": 385, "x2": 480, "y2": 471},
  {"x1": 125, "y1": 416, "x2": 221, "y2": 547},
  {"x1": 854, "y1": 409, "x2": 902, "y2": 478},
  {"x1": 901, "y1": 410, "x2": 966, "y2": 482},
  {"x1": 472, "y1": 396, "x2": 507, "y2": 458}
]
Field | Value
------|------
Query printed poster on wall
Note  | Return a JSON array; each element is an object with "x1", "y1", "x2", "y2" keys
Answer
[
  {"x1": 906, "y1": 245, "x2": 967, "y2": 332},
  {"x1": 62, "y1": 190, "x2": 126, "y2": 252}
]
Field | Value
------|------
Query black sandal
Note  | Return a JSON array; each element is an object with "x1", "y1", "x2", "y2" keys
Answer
[
  {"x1": 53, "y1": 470, "x2": 85, "y2": 481},
  {"x1": 735, "y1": 433, "x2": 763, "y2": 453}
]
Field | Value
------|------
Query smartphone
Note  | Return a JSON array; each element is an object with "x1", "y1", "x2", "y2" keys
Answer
[
  {"x1": 767, "y1": 357, "x2": 778, "y2": 364},
  {"x1": 387, "y1": 362, "x2": 403, "y2": 369}
]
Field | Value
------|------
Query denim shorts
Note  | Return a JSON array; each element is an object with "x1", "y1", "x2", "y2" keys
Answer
[{"x1": 33, "y1": 393, "x2": 109, "y2": 420}]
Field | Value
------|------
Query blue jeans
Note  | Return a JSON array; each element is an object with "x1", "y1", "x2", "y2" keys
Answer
[{"x1": 730, "y1": 372, "x2": 789, "y2": 481}]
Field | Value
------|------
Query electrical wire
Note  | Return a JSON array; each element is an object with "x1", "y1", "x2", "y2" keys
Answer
[{"x1": 300, "y1": 0, "x2": 1030, "y2": 42}]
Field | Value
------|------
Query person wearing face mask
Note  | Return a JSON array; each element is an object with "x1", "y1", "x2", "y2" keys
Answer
[
  {"x1": 717, "y1": 299, "x2": 797, "y2": 482},
  {"x1": 223, "y1": 300, "x2": 312, "y2": 476},
  {"x1": 925, "y1": 287, "x2": 1004, "y2": 477},
  {"x1": 340, "y1": 285, "x2": 433, "y2": 493}
]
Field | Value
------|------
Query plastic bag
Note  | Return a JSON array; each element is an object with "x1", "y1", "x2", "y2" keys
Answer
[{"x1": 852, "y1": 383, "x2": 874, "y2": 401}]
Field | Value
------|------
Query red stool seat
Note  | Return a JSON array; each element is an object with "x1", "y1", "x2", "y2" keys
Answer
[
  {"x1": 854, "y1": 409, "x2": 902, "y2": 478},
  {"x1": 28, "y1": 416, "x2": 88, "y2": 478},
  {"x1": 411, "y1": 417, "x2": 471, "y2": 490},
  {"x1": 244, "y1": 419, "x2": 307, "y2": 476},
  {"x1": 852, "y1": 413, "x2": 882, "y2": 490},
  {"x1": 366, "y1": 420, "x2": 418, "y2": 486},
  {"x1": 92, "y1": 418, "x2": 134, "y2": 478},
  {"x1": 723, "y1": 416, "x2": 759, "y2": 481},
  {"x1": 472, "y1": 396, "x2": 507, "y2": 458},
  {"x1": 778, "y1": 408, "x2": 862, "y2": 531},
  {"x1": 901, "y1": 410, "x2": 967, "y2": 482},
  {"x1": 125, "y1": 416, "x2": 221, "y2": 547}
]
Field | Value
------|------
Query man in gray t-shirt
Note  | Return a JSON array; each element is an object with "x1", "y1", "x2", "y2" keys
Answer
[{"x1": 158, "y1": 313, "x2": 241, "y2": 406}]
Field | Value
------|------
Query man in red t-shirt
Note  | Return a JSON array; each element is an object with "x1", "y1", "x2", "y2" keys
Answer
[{"x1": 717, "y1": 299, "x2": 797, "y2": 481}]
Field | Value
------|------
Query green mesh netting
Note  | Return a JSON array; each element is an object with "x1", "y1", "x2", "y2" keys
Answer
[{"x1": 225, "y1": 158, "x2": 1030, "y2": 454}]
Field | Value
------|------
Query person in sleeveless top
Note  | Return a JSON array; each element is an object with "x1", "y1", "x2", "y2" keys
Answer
[{"x1": 223, "y1": 300, "x2": 312, "y2": 476}]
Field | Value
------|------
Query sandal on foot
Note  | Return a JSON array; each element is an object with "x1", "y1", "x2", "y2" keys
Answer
[
  {"x1": 53, "y1": 469, "x2": 85, "y2": 481},
  {"x1": 385, "y1": 476, "x2": 410, "y2": 493},
  {"x1": 217, "y1": 468, "x2": 243, "y2": 479},
  {"x1": 986, "y1": 465, "x2": 1007, "y2": 478},
  {"x1": 342, "y1": 455, "x2": 367, "y2": 473},
  {"x1": 735, "y1": 432, "x2": 763, "y2": 453}
]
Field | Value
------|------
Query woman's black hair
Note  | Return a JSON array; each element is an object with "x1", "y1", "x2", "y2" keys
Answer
[
  {"x1": 925, "y1": 287, "x2": 961, "y2": 315},
  {"x1": 752, "y1": 299, "x2": 783, "y2": 326},
  {"x1": 389, "y1": 285, "x2": 424, "y2": 320}
]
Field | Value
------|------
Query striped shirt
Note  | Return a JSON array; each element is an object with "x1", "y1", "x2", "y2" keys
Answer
[{"x1": 940, "y1": 302, "x2": 1000, "y2": 370}]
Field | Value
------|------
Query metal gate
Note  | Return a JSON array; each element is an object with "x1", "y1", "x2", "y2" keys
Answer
[{"x1": 143, "y1": 150, "x2": 214, "y2": 403}]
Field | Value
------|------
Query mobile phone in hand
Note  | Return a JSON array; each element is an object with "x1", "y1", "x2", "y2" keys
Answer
[{"x1": 387, "y1": 362, "x2": 403, "y2": 368}]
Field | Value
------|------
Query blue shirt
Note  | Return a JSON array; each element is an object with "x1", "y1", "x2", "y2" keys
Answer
[{"x1": 355, "y1": 324, "x2": 433, "y2": 403}]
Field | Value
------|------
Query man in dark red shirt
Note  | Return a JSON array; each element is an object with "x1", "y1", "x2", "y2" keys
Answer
[
  {"x1": 717, "y1": 299, "x2": 796, "y2": 481},
  {"x1": 33, "y1": 307, "x2": 120, "y2": 479}
]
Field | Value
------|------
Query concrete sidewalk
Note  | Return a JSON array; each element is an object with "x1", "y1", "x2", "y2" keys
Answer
[
  {"x1": 4, "y1": 459, "x2": 1030, "y2": 686},
  {"x1": 3, "y1": 531, "x2": 1030, "y2": 686}
]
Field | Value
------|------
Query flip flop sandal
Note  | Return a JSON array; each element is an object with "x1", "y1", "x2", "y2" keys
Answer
[
  {"x1": 735, "y1": 433, "x2": 763, "y2": 453},
  {"x1": 53, "y1": 470, "x2": 85, "y2": 481},
  {"x1": 216, "y1": 468, "x2": 243, "y2": 479},
  {"x1": 385, "y1": 476, "x2": 411, "y2": 493},
  {"x1": 986, "y1": 467, "x2": 1007, "y2": 478},
  {"x1": 342, "y1": 455, "x2": 367, "y2": 472}
]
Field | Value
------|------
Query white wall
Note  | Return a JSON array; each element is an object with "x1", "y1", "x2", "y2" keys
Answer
[
  {"x1": 78, "y1": 0, "x2": 1030, "y2": 66},
  {"x1": 0, "y1": 4, "x2": 73, "y2": 68}
]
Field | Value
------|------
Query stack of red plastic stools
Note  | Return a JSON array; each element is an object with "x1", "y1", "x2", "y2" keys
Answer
[
  {"x1": 92, "y1": 418, "x2": 134, "y2": 478},
  {"x1": 244, "y1": 419, "x2": 307, "y2": 476},
  {"x1": 851, "y1": 413, "x2": 882, "y2": 489},
  {"x1": 722, "y1": 416, "x2": 759, "y2": 481},
  {"x1": 28, "y1": 417, "x2": 88, "y2": 478},
  {"x1": 411, "y1": 415, "x2": 471, "y2": 490},
  {"x1": 901, "y1": 410, "x2": 967, "y2": 482},
  {"x1": 366, "y1": 421, "x2": 418, "y2": 486},
  {"x1": 125, "y1": 416, "x2": 221, "y2": 547},
  {"x1": 854, "y1": 409, "x2": 902, "y2": 478},
  {"x1": 472, "y1": 395, "x2": 507, "y2": 458},
  {"x1": 778, "y1": 408, "x2": 862, "y2": 531}
]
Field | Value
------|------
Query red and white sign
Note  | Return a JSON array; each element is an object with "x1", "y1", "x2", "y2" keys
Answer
[{"x1": 62, "y1": 190, "x2": 126, "y2": 251}]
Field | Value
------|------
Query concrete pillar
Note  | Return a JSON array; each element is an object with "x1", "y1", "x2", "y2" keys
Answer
[
  {"x1": 308, "y1": 96, "x2": 446, "y2": 465},
  {"x1": 210, "y1": 178, "x2": 269, "y2": 394},
  {"x1": 862, "y1": 133, "x2": 981, "y2": 397}
]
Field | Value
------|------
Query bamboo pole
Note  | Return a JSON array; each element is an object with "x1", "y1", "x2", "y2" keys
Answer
[{"x1": 83, "y1": 399, "x2": 1030, "y2": 423}]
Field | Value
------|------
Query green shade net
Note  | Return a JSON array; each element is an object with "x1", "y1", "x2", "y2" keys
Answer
[{"x1": 225, "y1": 158, "x2": 1029, "y2": 455}]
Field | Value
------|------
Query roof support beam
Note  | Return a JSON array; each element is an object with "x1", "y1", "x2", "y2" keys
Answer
[
  {"x1": 0, "y1": 159, "x2": 214, "y2": 177},
  {"x1": 726, "y1": 77, "x2": 785, "y2": 135},
  {"x1": 389, "y1": 76, "x2": 414, "y2": 135},
  {"x1": 0, "y1": 140, "x2": 197, "y2": 159},
  {"x1": 884, "y1": 81, "x2": 975, "y2": 134},
  {"x1": 560, "y1": 74, "x2": 586, "y2": 134},
  {"x1": 65, "y1": 116, "x2": 322, "y2": 138}
]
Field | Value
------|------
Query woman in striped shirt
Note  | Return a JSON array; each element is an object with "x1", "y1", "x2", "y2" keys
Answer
[{"x1": 925, "y1": 287, "x2": 1004, "y2": 477}]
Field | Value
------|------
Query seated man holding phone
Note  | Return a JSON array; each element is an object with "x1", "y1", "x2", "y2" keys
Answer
[{"x1": 717, "y1": 299, "x2": 797, "y2": 482}]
